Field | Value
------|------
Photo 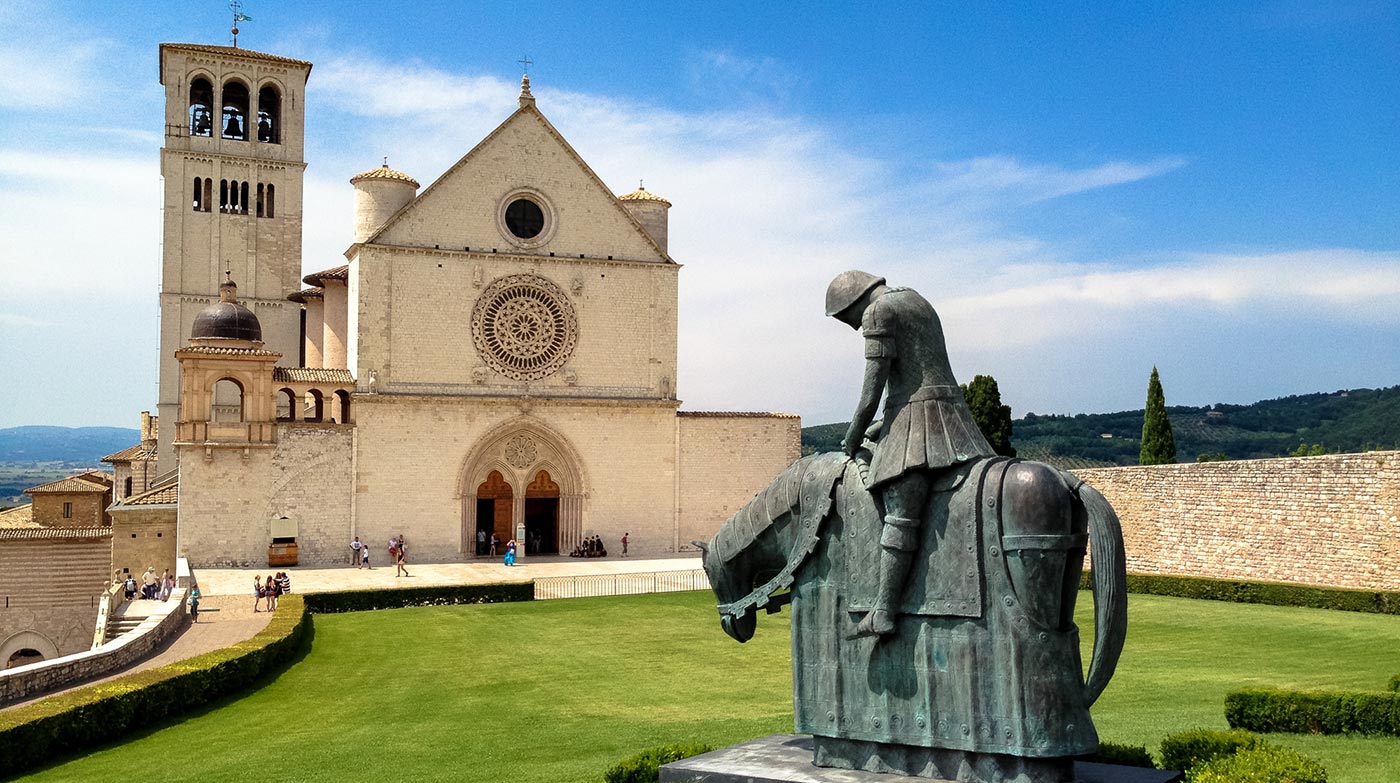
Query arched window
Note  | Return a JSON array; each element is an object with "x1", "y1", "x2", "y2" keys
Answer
[
  {"x1": 212, "y1": 378, "x2": 245, "y2": 422},
  {"x1": 240, "y1": 181, "x2": 249, "y2": 214},
  {"x1": 276, "y1": 388, "x2": 297, "y2": 421},
  {"x1": 189, "y1": 77, "x2": 214, "y2": 137},
  {"x1": 203, "y1": 178, "x2": 213, "y2": 211},
  {"x1": 257, "y1": 85, "x2": 281, "y2": 144},
  {"x1": 220, "y1": 179, "x2": 229, "y2": 212},
  {"x1": 256, "y1": 183, "x2": 265, "y2": 217},
  {"x1": 335, "y1": 390, "x2": 352, "y2": 424},
  {"x1": 123, "y1": 476, "x2": 133, "y2": 497},
  {"x1": 266, "y1": 183, "x2": 275, "y2": 218},
  {"x1": 192, "y1": 176, "x2": 204, "y2": 212},
  {"x1": 305, "y1": 389, "x2": 324, "y2": 422},
  {"x1": 221, "y1": 80, "x2": 250, "y2": 141}
]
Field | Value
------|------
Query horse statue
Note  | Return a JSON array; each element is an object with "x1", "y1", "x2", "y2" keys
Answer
[{"x1": 695, "y1": 443, "x2": 1128, "y2": 782}]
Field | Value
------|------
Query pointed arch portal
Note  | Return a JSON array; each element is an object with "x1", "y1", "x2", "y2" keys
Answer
[{"x1": 460, "y1": 418, "x2": 585, "y2": 558}]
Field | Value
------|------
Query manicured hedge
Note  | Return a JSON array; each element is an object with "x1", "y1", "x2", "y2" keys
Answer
[
  {"x1": 0, "y1": 594, "x2": 309, "y2": 778},
  {"x1": 301, "y1": 581, "x2": 534, "y2": 614},
  {"x1": 1159, "y1": 728, "x2": 1259, "y2": 772},
  {"x1": 1225, "y1": 687, "x2": 1400, "y2": 736},
  {"x1": 602, "y1": 743, "x2": 714, "y2": 783},
  {"x1": 1086, "y1": 741, "x2": 1155, "y2": 768},
  {"x1": 1186, "y1": 743, "x2": 1327, "y2": 783},
  {"x1": 1079, "y1": 571, "x2": 1400, "y2": 616}
]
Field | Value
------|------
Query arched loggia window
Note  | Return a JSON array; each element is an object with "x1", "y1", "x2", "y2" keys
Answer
[
  {"x1": 189, "y1": 78, "x2": 214, "y2": 137},
  {"x1": 257, "y1": 85, "x2": 281, "y2": 144},
  {"x1": 221, "y1": 80, "x2": 250, "y2": 141}
]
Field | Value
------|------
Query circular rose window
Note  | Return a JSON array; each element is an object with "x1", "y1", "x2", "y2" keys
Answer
[
  {"x1": 504, "y1": 198, "x2": 545, "y2": 239},
  {"x1": 471, "y1": 274, "x2": 577, "y2": 380}
]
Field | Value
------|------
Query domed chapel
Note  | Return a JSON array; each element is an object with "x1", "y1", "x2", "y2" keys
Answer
[{"x1": 122, "y1": 42, "x2": 799, "y2": 567}]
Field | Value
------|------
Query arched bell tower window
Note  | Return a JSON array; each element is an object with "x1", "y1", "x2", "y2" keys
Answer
[
  {"x1": 189, "y1": 78, "x2": 214, "y2": 137},
  {"x1": 257, "y1": 85, "x2": 281, "y2": 144},
  {"x1": 221, "y1": 80, "x2": 250, "y2": 141}
]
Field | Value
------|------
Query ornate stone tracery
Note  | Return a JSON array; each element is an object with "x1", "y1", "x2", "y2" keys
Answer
[
  {"x1": 503, "y1": 434, "x2": 538, "y2": 469},
  {"x1": 470, "y1": 274, "x2": 578, "y2": 381}
]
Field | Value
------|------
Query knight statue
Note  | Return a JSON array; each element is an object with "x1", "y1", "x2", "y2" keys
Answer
[{"x1": 693, "y1": 271, "x2": 1130, "y2": 783}]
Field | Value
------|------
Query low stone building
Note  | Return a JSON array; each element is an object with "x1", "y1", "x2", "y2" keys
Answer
[{"x1": 25, "y1": 473, "x2": 113, "y2": 528}]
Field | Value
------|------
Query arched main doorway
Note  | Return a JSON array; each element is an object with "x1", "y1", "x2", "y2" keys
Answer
[
  {"x1": 475, "y1": 470, "x2": 513, "y2": 556},
  {"x1": 524, "y1": 470, "x2": 560, "y2": 555}
]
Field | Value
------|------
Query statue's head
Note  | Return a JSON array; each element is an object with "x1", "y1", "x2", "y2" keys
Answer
[{"x1": 825, "y1": 270, "x2": 886, "y2": 328}]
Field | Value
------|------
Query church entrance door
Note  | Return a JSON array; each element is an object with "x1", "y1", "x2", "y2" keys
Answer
[
  {"x1": 524, "y1": 470, "x2": 560, "y2": 555},
  {"x1": 477, "y1": 470, "x2": 513, "y2": 557}
]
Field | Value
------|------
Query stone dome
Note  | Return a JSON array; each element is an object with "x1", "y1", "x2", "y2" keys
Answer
[{"x1": 191, "y1": 276, "x2": 262, "y2": 342}]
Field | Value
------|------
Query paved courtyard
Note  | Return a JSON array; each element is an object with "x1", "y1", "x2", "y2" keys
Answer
[{"x1": 194, "y1": 553, "x2": 705, "y2": 596}]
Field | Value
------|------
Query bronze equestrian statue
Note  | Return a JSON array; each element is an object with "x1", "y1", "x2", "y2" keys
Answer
[{"x1": 696, "y1": 271, "x2": 1129, "y2": 783}]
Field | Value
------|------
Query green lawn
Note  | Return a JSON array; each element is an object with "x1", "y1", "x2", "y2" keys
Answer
[{"x1": 13, "y1": 592, "x2": 1400, "y2": 783}]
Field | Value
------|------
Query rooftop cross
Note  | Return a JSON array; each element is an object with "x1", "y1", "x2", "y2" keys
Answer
[
  {"x1": 518, "y1": 55, "x2": 533, "y2": 75},
  {"x1": 229, "y1": 1, "x2": 252, "y2": 47}
]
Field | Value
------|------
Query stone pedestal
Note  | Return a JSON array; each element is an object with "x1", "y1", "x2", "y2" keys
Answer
[{"x1": 660, "y1": 735, "x2": 1183, "y2": 783}]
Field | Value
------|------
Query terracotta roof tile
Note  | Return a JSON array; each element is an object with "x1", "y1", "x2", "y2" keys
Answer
[
  {"x1": 26, "y1": 475, "x2": 112, "y2": 494},
  {"x1": 303, "y1": 265, "x2": 349, "y2": 286},
  {"x1": 175, "y1": 346, "x2": 282, "y2": 357},
  {"x1": 118, "y1": 480, "x2": 179, "y2": 507},
  {"x1": 288, "y1": 286, "x2": 324, "y2": 303},
  {"x1": 0, "y1": 526, "x2": 112, "y2": 541},
  {"x1": 159, "y1": 43, "x2": 313, "y2": 70},
  {"x1": 102, "y1": 443, "x2": 157, "y2": 463},
  {"x1": 0, "y1": 505, "x2": 37, "y2": 529},
  {"x1": 618, "y1": 187, "x2": 672, "y2": 207},
  {"x1": 351, "y1": 164, "x2": 420, "y2": 189},
  {"x1": 273, "y1": 367, "x2": 355, "y2": 384}
]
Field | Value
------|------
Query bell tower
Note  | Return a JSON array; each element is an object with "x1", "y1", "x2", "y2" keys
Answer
[{"x1": 154, "y1": 43, "x2": 312, "y2": 468}]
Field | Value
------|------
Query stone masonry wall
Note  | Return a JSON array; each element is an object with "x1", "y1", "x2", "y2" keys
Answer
[
  {"x1": 111, "y1": 506, "x2": 178, "y2": 578},
  {"x1": 1075, "y1": 451, "x2": 1400, "y2": 591},
  {"x1": 677, "y1": 414, "x2": 802, "y2": 551},
  {"x1": 32, "y1": 492, "x2": 109, "y2": 527}
]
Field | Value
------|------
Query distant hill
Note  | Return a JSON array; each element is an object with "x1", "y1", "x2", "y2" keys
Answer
[
  {"x1": 802, "y1": 386, "x2": 1400, "y2": 466},
  {"x1": 0, "y1": 426, "x2": 141, "y2": 464}
]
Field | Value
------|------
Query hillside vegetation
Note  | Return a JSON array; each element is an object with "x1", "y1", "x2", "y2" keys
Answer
[
  {"x1": 0, "y1": 426, "x2": 139, "y2": 505},
  {"x1": 803, "y1": 386, "x2": 1400, "y2": 466}
]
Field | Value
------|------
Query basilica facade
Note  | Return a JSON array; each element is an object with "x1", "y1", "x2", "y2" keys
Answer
[{"x1": 116, "y1": 42, "x2": 799, "y2": 567}]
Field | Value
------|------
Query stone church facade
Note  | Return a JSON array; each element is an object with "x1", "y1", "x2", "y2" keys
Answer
[{"x1": 144, "y1": 42, "x2": 799, "y2": 567}]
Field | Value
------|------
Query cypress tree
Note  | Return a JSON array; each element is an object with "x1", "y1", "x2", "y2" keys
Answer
[
  {"x1": 961, "y1": 374, "x2": 1017, "y2": 457},
  {"x1": 1140, "y1": 366, "x2": 1177, "y2": 465}
]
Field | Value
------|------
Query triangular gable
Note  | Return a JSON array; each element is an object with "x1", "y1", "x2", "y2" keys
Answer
[{"x1": 364, "y1": 105, "x2": 672, "y2": 264}]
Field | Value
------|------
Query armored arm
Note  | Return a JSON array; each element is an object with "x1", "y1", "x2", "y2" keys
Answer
[{"x1": 844, "y1": 357, "x2": 889, "y2": 455}]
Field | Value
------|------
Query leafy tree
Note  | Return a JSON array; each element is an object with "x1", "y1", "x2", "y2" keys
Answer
[
  {"x1": 1291, "y1": 442, "x2": 1326, "y2": 457},
  {"x1": 1197, "y1": 452, "x2": 1229, "y2": 462},
  {"x1": 961, "y1": 375, "x2": 1017, "y2": 457},
  {"x1": 1140, "y1": 366, "x2": 1177, "y2": 465}
]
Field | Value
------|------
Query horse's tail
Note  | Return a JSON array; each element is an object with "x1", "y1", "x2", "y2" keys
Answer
[{"x1": 1077, "y1": 480, "x2": 1128, "y2": 705}]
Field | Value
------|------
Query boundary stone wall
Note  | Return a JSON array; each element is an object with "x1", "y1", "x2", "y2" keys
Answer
[{"x1": 1075, "y1": 451, "x2": 1400, "y2": 591}]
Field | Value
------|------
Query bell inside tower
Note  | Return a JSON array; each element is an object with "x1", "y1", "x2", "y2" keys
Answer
[
  {"x1": 221, "y1": 80, "x2": 249, "y2": 140},
  {"x1": 188, "y1": 78, "x2": 213, "y2": 137}
]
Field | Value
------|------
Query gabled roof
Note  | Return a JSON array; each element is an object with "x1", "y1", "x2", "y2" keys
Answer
[
  {"x1": 103, "y1": 443, "x2": 156, "y2": 463},
  {"x1": 359, "y1": 103, "x2": 674, "y2": 264},
  {"x1": 0, "y1": 526, "x2": 111, "y2": 541},
  {"x1": 115, "y1": 479, "x2": 179, "y2": 508},
  {"x1": 273, "y1": 367, "x2": 355, "y2": 384},
  {"x1": 26, "y1": 473, "x2": 111, "y2": 494}
]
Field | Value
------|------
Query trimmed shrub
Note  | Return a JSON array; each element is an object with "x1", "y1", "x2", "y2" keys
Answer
[
  {"x1": 1077, "y1": 571, "x2": 1400, "y2": 616},
  {"x1": 1388, "y1": 674, "x2": 1399, "y2": 693},
  {"x1": 1225, "y1": 687, "x2": 1400, "y2": 736},
  {"x1": 1087, "y1": 741, "x2": 1155, "y2": 768},
  {"x1": 603, "y1": 742, "x2": 714, "y2": 783},
  {"x1": 1158, "y1": 728, "x2": 1259, "y2": 772},
  {"x1": 302, "y1": 581, "x2": 534, "y2": 613},
  {"x1": 1186, "y1": 743, "x2": 1327, "y2": 783},
  {"x1": 0, "y1": 594, "x2": 309, "y2": 778}
]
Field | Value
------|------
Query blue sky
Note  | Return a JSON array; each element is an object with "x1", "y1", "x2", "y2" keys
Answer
[{"x1": 0, "y1": 1, "x2": 1397, "y2": 429}]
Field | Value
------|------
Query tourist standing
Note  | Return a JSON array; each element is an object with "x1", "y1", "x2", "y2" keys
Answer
[
  {"x1": 396, "y1": 537, "x2": 410, "y2": 578},
  {"x1": 621, "y1": 533, "x2": 629, "y2": 557},
  {"x1": 361, "y1": 544, "x2": 371, "y2": 569},
  {"x1": 490, "y1": 533, "x2": 499, "y2": 557},
  {"x1": 266, "y1": 573, "x2": 279, "y2": 611},
  {"x1": 278, "y1": 571, "x2": 291, "y2": 594},
  {"x1": 388, "y1": 536, "x2": 398, "y2": 564},
  {"x1": 254, "y1": 575, "x2": 264, "y2": 612},
  {"x1": 504, "y1": 539, "x2": 517, "y2": 567},
  {"x1": 142, "y1": 567, "x2": 157, "y2": 599},
  {"x1": 160, "y1": 570, "x2": 175, "y2": 601},
  {"x1": 351, "y1": 536, "x2": 363, "y2": 567},
  {"x1": 188, "y1": 585, "x2": 201, "y2": 623},
  {"x1": 477, "y1": 528, "x2": 487, "y2": 556},
  {"x1": 123, "y1": 574, "x2": 137, "y2": 600}
]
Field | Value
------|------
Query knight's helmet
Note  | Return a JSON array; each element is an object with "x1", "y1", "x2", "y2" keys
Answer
[{"x1": 825, "y1": 270, "x2": 885, "y2": 318}]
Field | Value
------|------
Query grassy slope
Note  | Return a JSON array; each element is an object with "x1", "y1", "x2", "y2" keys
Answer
[{"x1": 15, "y1": 592, "x2": 1400, "y2": 783}]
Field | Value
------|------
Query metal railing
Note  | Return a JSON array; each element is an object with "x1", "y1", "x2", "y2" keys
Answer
[{"x1": 534, "y1": 569, "x2": 710, "y2": 600}]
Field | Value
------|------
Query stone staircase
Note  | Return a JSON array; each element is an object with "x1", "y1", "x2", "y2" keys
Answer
[{"x1": 104, "y1": 614, "x2": 145, "y2": 643}]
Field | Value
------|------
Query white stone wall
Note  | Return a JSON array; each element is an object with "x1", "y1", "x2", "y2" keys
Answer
[{"x1": 677, "y1": 414, "x2": 802, "y2": 549}]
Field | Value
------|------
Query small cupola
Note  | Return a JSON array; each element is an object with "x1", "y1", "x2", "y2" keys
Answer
[
  {"x1": 190, "y1": 273, "x2": 263, "y2": 344},
  {"x1": 350, "y1": 161, "x2": 420, "y2": 243},
  {"x1": 618, "y1": 183, "x2": 672, "y2": 254}
]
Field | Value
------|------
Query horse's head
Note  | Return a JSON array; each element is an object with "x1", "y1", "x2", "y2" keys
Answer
[{"x1": 693, "y1": 539, "x2": 758, "y2": 643}]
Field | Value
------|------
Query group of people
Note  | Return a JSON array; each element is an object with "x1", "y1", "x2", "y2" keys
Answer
[
  {"x1": 348, "y1": 534, "x2": 411, "y2": 576},
  {"x1": 569, "y1": 535, "x2": 610, "y2": 558},
  {"x1": 120, "y1": 567, "x2": 176, "y2": 601},
  {"x1": 475, "y1": 529, "x2": 502, "y2": 556},
  {"x1": 253, "y1": 571, "x2": 291, "y2": 612}
]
